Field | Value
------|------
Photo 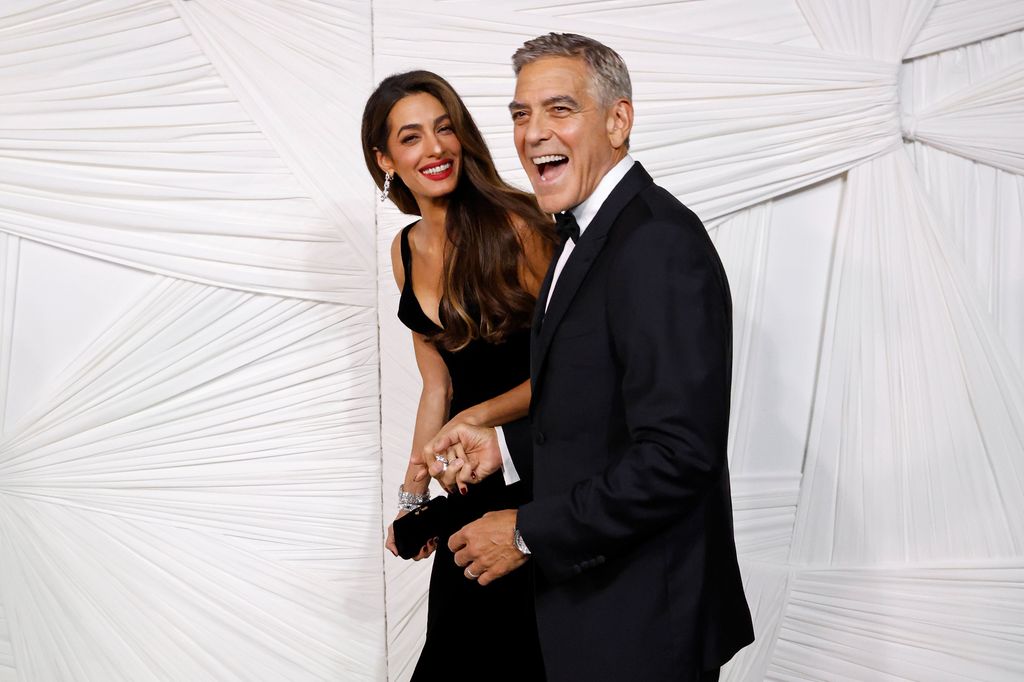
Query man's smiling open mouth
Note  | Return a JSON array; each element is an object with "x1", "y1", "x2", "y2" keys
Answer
[{"x1": 533, "y1": 154, "x2": 569, "y2": 182}]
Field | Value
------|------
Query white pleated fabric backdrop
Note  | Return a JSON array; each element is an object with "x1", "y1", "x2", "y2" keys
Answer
[{"x1": 1, "y1": 1, "x2": 1022, "y2": 680}]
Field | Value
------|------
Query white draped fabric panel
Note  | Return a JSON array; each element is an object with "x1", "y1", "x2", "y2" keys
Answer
[
  {"x1": 0, "y1": 279, "x2": 385, "y2": 680},
  {"x1": 905, "y1": 30, "x2": 1024, "y2": 375},
  {"x1": 0, "y1": 234, "x2": 15, "y2": 433},
  {"x1": 907, "y1": 0, "x2": 1024, "y2": 58},
  {"x1": 791, "y1": 149, "x2": 1024, "y2": 562},
  {"x1": 2, "y1": 0, "x2": 1023, "y2": 680},
  {"x1": 911, "y1": 64, "x2": 1024, "y2": 174},
  {"x1": 493, "y1": 0, "x2": 818, "y2": 48},
  {"x1": 0, "y1": 233, "x2": 13, "y2": 682},
  {"x1": 0, "y1": 0, "x2": 385, "y2": 680},
  {"x1": 709, "y1": 203, "x2": 774, "y2": 474},
  {"x1": 375, "y1": 3, "x2": 903, "y2": 222},
  {"x1": 171, "y1": 0, "x2": 377, "y2": 272},
  {"x1": 0, "y1": 0, "x2": 371, "y2": 305},
  {"x1": 796, "y1": 0, "x2": 936, "y2": 61},
  {"x1": 770, "y1": 567, "x2": 1024, "y2": 680},
  {"x1": 779, "y1": 2, "x2": 1024, "y2": 678}
]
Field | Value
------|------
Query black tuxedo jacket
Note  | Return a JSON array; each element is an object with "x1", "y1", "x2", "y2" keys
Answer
[{"x1": 505, "y1": 163, "x2": 753, "y2": 681}]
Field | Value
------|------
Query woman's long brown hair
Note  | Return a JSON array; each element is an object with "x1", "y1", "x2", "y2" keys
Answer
[{"x1": 361, "y1": 70, "x2": 554, "y2": 351}]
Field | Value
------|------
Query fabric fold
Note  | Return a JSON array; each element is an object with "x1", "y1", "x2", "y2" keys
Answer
[
  {"x1": 770, "y1": 566, "x2": 1024, "y2": 680},
  {"x1": 375, "y1": 3, "x2": 903, "y2": 221},
  {"x1": 790, "y1": 150, "x2": 1024, "y2": 565},
  {"x1": 907, "y1": 0, "x2": 1024, "y2": 58},
  {"x1": 911, "y1": 61, "x2": 1024, "y2": 174},
  {"x1": 0, "y1": 278, "x2": 385, "y2": 680},
  {"x1": 796, "y1": 0, "x2": 937, "y2": 62},
  {"x1": 0, "y1": 0, "x2": 370, "y2": 304}
]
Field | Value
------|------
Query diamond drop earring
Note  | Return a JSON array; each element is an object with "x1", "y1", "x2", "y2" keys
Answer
[{"x1": 379, "y1": 171, "x2": 393, "y2": 203}]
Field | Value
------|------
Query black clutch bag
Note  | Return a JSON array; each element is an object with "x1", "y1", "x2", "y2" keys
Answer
[{"x1": 393, "y1": 496, "x2": 453, "y2": 560}]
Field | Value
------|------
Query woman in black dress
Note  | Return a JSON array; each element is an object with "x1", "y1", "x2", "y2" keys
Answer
[{"x1": 361, "y1": 71, "x2": 553, "y2": 681}]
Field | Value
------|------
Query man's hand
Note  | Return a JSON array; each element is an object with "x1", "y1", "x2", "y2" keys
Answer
[
  {"x1": 449, "y1": 509, "x2": 528, "y2": 586},
  {"x1": 418, "y1": 423, "x2": 504, "y2": 492}
]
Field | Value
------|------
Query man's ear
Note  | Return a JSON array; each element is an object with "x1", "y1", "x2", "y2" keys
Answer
[
  {"x1": 374, "y1": 148, "x2": 393, "y2": 175},
  {"x1": 606, "y1": 99, "x2": 634, "y2": 150}
]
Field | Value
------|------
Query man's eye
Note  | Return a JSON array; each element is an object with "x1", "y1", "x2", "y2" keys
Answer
[{"x1": 511, "y1": 111, "x2": 527, "y2": 121}]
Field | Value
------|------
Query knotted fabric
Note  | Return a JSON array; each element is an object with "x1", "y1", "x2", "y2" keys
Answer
[{"x1": 554, "y1": 211, "x2": 580, "y2": 244}]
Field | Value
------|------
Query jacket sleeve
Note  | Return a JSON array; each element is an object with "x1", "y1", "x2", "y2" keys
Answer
[{"x1": 517, "y1": 215, "x2": 732, "y2": 583}]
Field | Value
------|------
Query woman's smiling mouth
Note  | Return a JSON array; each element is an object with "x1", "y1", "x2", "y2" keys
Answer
[{"x1": 420, "y1": 160, "x2": 454, "y2": 181}]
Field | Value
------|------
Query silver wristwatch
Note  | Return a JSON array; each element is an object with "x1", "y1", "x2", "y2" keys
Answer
[{"x1": 513, "y1": 527, "x2": 531, "y2": 555}]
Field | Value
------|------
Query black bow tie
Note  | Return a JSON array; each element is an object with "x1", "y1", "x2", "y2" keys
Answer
[{"x1": 554, "y1": 211, "x2": 580, "y2": 244}]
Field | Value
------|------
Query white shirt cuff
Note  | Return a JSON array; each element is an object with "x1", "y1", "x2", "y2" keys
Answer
[{"x1": 495, "y1": 425, "x2": 521, "y2": 485}]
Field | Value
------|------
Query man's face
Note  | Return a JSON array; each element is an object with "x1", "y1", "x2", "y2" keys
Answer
[{"x1": 511, "y1": 56, "x2": 626, "y2": 214}]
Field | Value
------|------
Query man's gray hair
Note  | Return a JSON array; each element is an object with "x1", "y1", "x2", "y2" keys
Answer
[{"x1": 512, "y1": 32, "x2": 632, "y2": 107}]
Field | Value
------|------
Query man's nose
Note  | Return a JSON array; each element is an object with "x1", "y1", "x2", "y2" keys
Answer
[{"x1": 524, "y1": 115, "x2": 550, "y2": 146}]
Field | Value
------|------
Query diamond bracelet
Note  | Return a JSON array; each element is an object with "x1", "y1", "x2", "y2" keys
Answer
[{"x1": 398, "y1": 484, "x2": 430, "y2": 512}]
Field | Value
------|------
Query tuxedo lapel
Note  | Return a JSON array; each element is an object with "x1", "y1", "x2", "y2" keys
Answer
[
  {"x1": 532, "y1": 241, "x2": 562, "y2": 335},
  {"x1": 530, "y1": 163, "x2": 653, "y2": 393}
]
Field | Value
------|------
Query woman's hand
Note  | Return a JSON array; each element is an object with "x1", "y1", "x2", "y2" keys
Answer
[
  {"x1": 439, "y1": 409, "x2": 483, "y2": 434},
  {"x1": 407, "y1": 456, "x2": 430, "y2": 488},
  {"x1": 385, "y1": 509, "x2": 438, "y2": 561}
]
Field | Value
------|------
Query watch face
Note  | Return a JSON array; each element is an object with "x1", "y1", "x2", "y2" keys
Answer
[{"x1": 514, "y1": 528, "x2": 530, "y2": 555}]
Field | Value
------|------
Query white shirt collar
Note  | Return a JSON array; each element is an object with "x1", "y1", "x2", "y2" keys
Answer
[{"x1": 565, "y1": 154, "x2": 635, "y2": 236}]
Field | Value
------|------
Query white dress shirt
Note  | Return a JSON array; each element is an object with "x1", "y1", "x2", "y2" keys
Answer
[{"x1": 498, "y1": 155, "x2": 635, "y2": 486}]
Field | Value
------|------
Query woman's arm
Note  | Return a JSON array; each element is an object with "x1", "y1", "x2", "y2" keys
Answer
[
  {"x1": 390, "y1": 228, "x2": 452, "y2": 488},
  {"x1": 404, "y1": 330, "x2": 453, "y2": 491},
  {"x1": 446, "y1": 379, "x2": 529, "y2": 429},
  {"x1": 386, "y1": 230, "x2": 451, "y2": 559}
]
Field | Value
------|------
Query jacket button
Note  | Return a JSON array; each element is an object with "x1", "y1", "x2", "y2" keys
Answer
[{"x1": 534, "y1": 431, "x2": 546, "y2": 445}]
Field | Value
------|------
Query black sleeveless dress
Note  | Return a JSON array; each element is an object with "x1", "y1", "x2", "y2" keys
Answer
[{"x1": 397, "y1": 224, "x2": 545, "y2": 682}]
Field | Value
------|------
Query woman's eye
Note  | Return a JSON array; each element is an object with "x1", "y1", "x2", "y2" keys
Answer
[{"x1": 400, "y1": 135, "x2": 418, "y2": 144}]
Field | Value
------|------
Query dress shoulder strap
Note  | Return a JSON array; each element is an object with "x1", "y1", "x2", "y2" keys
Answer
[
  {"x1": 399, "y1": 223, "x2": 415, "y2": 282},
  {"x1": 399, "y1": 222, "x2": 415, "y2": 278}
]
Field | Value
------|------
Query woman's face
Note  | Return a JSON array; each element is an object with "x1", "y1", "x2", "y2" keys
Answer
[{"x1": 377, "y1": 92, "x2": 462, "y2": 205}]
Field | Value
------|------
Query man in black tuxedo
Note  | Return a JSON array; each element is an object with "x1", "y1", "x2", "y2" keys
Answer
[{"x1": 425, "y1": 32, "x2": 753, "y2": 682}]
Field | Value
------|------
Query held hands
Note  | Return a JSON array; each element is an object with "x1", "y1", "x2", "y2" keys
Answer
[
  {"x1": 417, "y1": 422, "x2": 504, "y2": 493},
  {"x1": 450, "y1": 509, "x2": 527, "y2": 586}
]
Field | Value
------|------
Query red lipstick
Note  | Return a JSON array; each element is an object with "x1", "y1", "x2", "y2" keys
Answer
[{"x1": 420, "y1": 159, "x2": 454, "y2": 182}]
